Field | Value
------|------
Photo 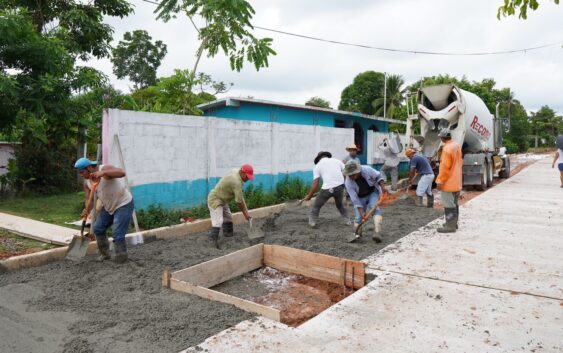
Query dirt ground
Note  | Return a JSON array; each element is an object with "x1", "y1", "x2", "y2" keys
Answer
[{"x1": 0, "y1": 197, "x2": 440, "y2": 353}]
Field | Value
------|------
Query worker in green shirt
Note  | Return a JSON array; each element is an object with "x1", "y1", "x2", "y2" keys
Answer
[{"x1": 207, "y1": 164, "x2": 254, "y2": 248}]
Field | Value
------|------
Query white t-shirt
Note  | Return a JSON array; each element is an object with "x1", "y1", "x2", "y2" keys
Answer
[
  {"x1": 313, "y1": 157, "x2": 345, "y2": 190},
  {"x1": 86, "y1": 165, "x2": 132, "y2": 215},
  {"x1": 558, "y1": 149, "x2": 563, "y2": 164}
]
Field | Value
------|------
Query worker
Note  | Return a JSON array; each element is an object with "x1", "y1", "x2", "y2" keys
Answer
[
  {"x1": 552, "y1": 145, "x2": 563, "y2": 188},
  {"x1": 378, "y1": 137, "x2": 400, "y2": 191},
  {"x1": 207, "y1": 164, "x2": 254, "y2": 248},
  {"x1": 435, "y1": 128, "x2": 462, "y2": 233},
  {"x1": 343, "y1": 160, "x2": 388, "y2": 242},
  {"x1": 303, "y1": 151, "x2": 350, "y2": 228},
  {"x1": 343, "y1": 144, "x2": 360, "y2": 164},
  {"x1": 74, "y1": 157, "x2": 134, "y2": 263},
  {"x1": 405, "y1": 148, "x2": 435, "y2": 207}
]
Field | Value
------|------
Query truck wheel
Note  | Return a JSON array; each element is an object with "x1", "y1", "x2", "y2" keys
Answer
[
  {"x1": 477, "y1": 161, "x2": 488, "y2": 191},
  {"x1": 486, "y1": 159, "x2": 494, "y2": 187},
  {"x1": 499, "y1": 157, "x2": 511, "y2": 178}
]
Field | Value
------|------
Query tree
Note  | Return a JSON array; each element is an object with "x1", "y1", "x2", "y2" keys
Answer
[
  {"x1": 338, "y1": 71, "x2": 385, "y2": 114},
  {"x1": 155, "y1": 0, "x2": 276, "y2": 95},
  {"x1": 305, "y1": 97, "x2": 331, "y2": 109},
  {"x1": 372, "y1": 74, "x2": 406, "y2": 119},
  {"x1": 497, "y1": 0, "x2": 560, "y2": 19},
  {"x1": 111, "y1": 30, "x2": 168, "y2": 89},
  {"x1": 530, "y1": 106, "x2": 563, "y2": 146},
  {"x1": 0, "y1": 1, "x2": 133, "y2": 193}
]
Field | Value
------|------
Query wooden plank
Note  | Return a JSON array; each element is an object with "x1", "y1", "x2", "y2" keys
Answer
[
  {"x1": 162, "y1": 269, "x2": 171, "y2": 288},
  {"x1": 263, "y1": 245, "x2": 365, "y2": 289},
  {"x1": 0, "y1": 212, "x2": 78, "y2": 245},
  {"x1": 170, "y1": 278, "x2": 281, "y2": 322},
  {"x1": 172, "y1": 244, "x2": 264, "y2": 288}
]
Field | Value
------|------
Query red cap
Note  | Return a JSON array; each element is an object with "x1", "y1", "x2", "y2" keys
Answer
[{"x1": 241, "y1": 164, "x2": 254, "y2": 180}]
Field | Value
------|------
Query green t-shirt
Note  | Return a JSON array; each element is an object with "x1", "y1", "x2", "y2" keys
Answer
[{"x1": 207, "y1": 169, "x2": 245, "y2": 209}]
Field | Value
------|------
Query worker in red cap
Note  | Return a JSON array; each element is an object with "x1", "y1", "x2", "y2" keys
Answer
[{"x1": 207, "y1": 164, "x2": 254, "y2": 248}]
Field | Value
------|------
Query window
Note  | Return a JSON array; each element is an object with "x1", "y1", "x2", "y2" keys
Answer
[
  {"x1": 353, "y1": 123, "x2": 364, "y2": 155},
  {"x1": 334, "y1": 119, "x2": 346, "y2": 128},
  {"x1": 368, "y1": 124, "x2": 379, "y2": 132}
]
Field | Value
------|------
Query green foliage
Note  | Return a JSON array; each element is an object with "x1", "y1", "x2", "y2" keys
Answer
[
  {"x1": 305, "y1": 97, "x2": 331, "y2": 109},
  {"x1": 339, "y1": 71, "x2": 385, "y2": 114},
  {"x1": 136, "y1": 204, "x2": 185, "y2": 229},
  {"x1": 530, "y1": 106, "x2": 563, "y2": 146},
  {"x1": 155, "y1": 0, "x2": 276, "y2": 73},
  {"x1": 111, "y1": 30, "x2": 168, "y2": 89},
  {"x1": 372, "y1": 74, "x2": 406, "y2": 119},
  {"x1": 497, "y1": 0, "x2": 559, "y2": 19}
]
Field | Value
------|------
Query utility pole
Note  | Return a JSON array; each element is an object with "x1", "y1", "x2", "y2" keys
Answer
[{"x1": 383, "y1": 72, "x2": 388, "y2": 119}]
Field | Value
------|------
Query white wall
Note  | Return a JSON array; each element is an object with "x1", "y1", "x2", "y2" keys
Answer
[
  {"x1": 103, "y1": 109, "x2": 353, "y2": 208},
  {"x1": 0, "y1": 144, "x2": 15, "y2": 176}
]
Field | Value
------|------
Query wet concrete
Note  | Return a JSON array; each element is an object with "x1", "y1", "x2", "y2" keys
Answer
[{"x1": 0, "y1": 198, "x2": 440, "y2": 353}]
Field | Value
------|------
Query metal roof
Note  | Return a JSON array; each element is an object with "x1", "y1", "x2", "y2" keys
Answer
[{"x1": 197, "y1": 97, "x2": 406, "y2": 125}]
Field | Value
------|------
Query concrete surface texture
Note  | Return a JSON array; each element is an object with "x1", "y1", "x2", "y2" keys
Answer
[
  {"x1": 0, "y1": 212, "x2": 77, "y2": 245},
  {"x1": 182, "y1": 157, "x2": 562, "y2": 353},
  {"x1": 103, "y1": 109, "x2": 354, "y2": 209}
]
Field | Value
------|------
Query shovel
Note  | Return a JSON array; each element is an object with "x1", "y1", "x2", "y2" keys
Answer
[
  {"x1": 247, "y1": 218, "x2": 265, "y2": 239},
  {"x1": 346, "y1": 193, "x2": 387, "y2": 243},
  {"x1": 66, "y1": 179, "x2": 99, "y2": 260}
]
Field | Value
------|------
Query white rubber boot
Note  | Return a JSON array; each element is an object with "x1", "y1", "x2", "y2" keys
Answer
[{"x1": 373, "y1": 215, "x2": 383, "y2": 243}]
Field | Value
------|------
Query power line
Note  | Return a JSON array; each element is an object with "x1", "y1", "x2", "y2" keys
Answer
[{"x1": 140, "y1": 0, "x2": 562, "y2": 56}]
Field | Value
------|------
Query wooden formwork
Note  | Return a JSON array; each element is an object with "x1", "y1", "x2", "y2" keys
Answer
[{"x1": 163, "y1": 244, "x2": 366, "y2": 322}]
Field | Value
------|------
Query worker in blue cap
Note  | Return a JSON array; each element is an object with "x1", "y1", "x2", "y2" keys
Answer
[{"x1": 74, "y1": 157, "x2": 134, "y2": 263}]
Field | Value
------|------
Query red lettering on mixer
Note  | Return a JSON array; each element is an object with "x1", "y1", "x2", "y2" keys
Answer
[{"x1": 470, "y1": 116, "x2": 491, "y2": 140}]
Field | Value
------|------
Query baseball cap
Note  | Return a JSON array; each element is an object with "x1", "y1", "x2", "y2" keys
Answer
[
  {"x1": 241, "y1": 164, "x2": 254, "y2": 180},
  {"x1": 74, "y1": 157, "x2": 97, "y2": 170}
]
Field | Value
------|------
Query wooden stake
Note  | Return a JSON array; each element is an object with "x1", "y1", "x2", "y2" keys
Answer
[{"x1": 162, "y1": 269, "x2": 171, "y2": 288}]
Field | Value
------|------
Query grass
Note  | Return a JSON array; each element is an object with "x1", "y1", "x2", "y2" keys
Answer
[
  {"x1": 0, "y1": 192, "x2": 84, "y2": 228},
  {"x1": 0, "y1": 228, "x2": 56, "y2": 259}
]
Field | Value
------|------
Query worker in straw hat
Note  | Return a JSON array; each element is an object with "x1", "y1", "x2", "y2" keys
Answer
[
  {"x1": 343, "y1": 143, "x2": 360, "y2": 164},
  {"x1": 405, "y1": 148, "x2": 435, "y2": 207},
  {"x1": 343, "y1": 160, "x2": 388, "y2": 242},
  {"x1": 207, "y1": 164, "x2": 254, "y2": 248}
]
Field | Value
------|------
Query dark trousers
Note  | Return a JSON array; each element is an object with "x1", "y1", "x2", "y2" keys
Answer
[{"x1": 309, "y1": 185, "x2": 348, "y2": 222}]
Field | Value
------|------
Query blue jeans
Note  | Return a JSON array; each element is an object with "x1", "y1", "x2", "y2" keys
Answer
[
  {"x1": 416, "y1": 174, "x2": 434, "y2": 197},
  {"x1": 93, "y1": 200, "x2": 134, "y2": 243},
  {"x1": 353, "y1": 192, "x2": 381, "y2": 224}
]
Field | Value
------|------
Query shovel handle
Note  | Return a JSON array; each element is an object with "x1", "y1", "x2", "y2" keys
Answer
[
  {"x1": 83, "y1": 179, "x2": 100, "y2": 221},
  {"x1": 355, "y1": 193, "x2": 387, "y2": 234}
]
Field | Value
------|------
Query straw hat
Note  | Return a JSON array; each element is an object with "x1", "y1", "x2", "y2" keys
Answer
[
  {"x1": 345, "y1": 143, "x2": 359, "y2": 152},
  {"x1": 343, "y1": 160, "x2": 362, "y2": 176}
]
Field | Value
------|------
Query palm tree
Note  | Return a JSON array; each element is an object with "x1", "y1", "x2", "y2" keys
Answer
[{"x1": 372, "y1": 74, "x2": 406, "y2": 119}]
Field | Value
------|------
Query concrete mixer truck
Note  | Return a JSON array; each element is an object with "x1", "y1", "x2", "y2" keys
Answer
[{"x1": 405, "y1": 84, "x2": 510, "y2": 190}]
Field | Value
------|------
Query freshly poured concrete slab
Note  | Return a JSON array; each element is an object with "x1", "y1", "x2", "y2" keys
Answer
[
  {"x1": 181, "y1": 157, "x2": 563, "y2": 352},
  {"x1": 0, "y1": 212, "x2": 77, "y2": 245},
  {"x1": 182, "y1": 272, "x2": 562, "y2": 353}
]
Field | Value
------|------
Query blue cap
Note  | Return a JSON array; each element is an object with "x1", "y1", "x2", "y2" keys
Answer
[{"x1": 74, "y1": 158, "x2": 97, "y2": 170}]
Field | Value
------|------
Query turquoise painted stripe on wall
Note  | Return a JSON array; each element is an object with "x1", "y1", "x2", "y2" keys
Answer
[{"x1": 132, "y1": 170, "x2": 314, "y2": 210}]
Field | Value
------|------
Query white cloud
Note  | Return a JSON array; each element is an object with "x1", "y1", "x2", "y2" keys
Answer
[{"x1": 90, "y1": 0, "x2": 563, "y2": 114}]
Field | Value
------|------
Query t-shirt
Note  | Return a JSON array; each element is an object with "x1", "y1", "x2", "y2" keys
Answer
[
  {"x1": 558, "y1": 149, "x2": 563, "y2": 164},
  {"x1": 356, "y1": 175, "x2": 375, "y2": 197},
  {"x1": 86, "y1": 165, "x2": 132, "y2": 215},
  {"x1": 313, "y1": 157, "x2": 345, "y2": 190},
  {"x1": 410, "y1": 154, "x2": 433, "y2": 175},
  {"x1": 208, "y1": 169, "x2": 244, "y2": 209},
  {"x1": 343, "y1": 155, "x2": 360, "y2": 164}
]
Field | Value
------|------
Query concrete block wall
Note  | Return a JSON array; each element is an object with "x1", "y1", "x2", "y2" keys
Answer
[{"x1": 103, "y1": 109, "x2": 354, "y2": 210}]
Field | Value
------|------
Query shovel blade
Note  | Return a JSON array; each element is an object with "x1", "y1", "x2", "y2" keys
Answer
[
  {"x1": 247, "y1": 218, "x2": 267, "y2": 239},
  {"x1": 65, "y1": 235, "x2": 91, "y2": 260},
  {"x1": 346, "y1": 233, "x2": 361, "y2": 243}
]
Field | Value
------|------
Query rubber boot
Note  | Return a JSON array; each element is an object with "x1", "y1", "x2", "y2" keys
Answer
[
  {"x1": 209, "y1": 227, "x2": 220, "y2": 249},
  {"x1": 308, "y1": 215, "x2": 317, "y2": 229},
  {"x1": 427, "y1": 195, "x2": 434, "y2": 208},
  {"x1": 437, "y1": 208, "x2": 456, "y2": 233},
  {"x1": 95, "y1": 235, "x2": 111, "y2": 262},
  {"x1": 113, "y1": 241, "x2": 128, "y2": 264},
  {"x1": 222, "y1": 222, "x2": 234, "y2": 237},
  {"x1": 455, "y1": 206, "x2": 459, "y2": 229},
  {"x1": 415, "y1": 196, "x2": 423, "y2": 207},
  {"x1": 373, "y1": 215, "x2": 383, "y2": 243}
]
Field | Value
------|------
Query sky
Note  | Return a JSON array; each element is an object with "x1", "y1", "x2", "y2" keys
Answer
[{"x1": 91, "y1": 0, "x2": 563, "y2": 114}]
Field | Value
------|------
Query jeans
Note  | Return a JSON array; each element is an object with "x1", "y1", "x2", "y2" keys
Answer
[
  {"x1": 93, "y1": 200, "x2": 134, "y2": 243},
  {"x1": 381, "y1": 165, "x2": 398, "y2": 191},
  {"x1": 310, "y1": 185, "x2": 348, "y2": 223},
  {"x1": 353, "y1": 192, "x2": 381, "y2": 224},
  {"x1": 416, "y1": 174, "x2": 434, "y2": 197}
]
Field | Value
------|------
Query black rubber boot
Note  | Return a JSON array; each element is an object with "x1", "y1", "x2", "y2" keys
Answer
[
  {"x1": 222, "y1": 222, "x2": 234, "y2": 237},
  {"x1": 415, "y1": 196, "x2": 423, "y2": 207},
  {"x1": 455, "y1": 205, "x2": 459, "y2": 229},
  {"x1": 437, "y1": 208, "x2": 456, "y2": 233},
  {"x1": 113, "y1": 241, "x2": 128, "y2": 264},
  {"x1": 209, "y1": 227, "x2": 220, "y2": 249},
  {"x1": 427, "y1": 195, "x2": 434, "y2": 208},
  {"x1": 95, "y1": 235, "x2": 111, "y2": 262}
]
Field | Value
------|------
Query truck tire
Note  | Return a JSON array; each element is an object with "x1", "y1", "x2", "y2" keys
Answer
[
  {"x1": 499, "y1": 157, "x2": 511, "y2": 179},
  {"x1": 477, "y1": 160, "x2": 489, "y2": 191},
  {"x1": 486, "y1": 159, "x2": 494, "y2": 187}
]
